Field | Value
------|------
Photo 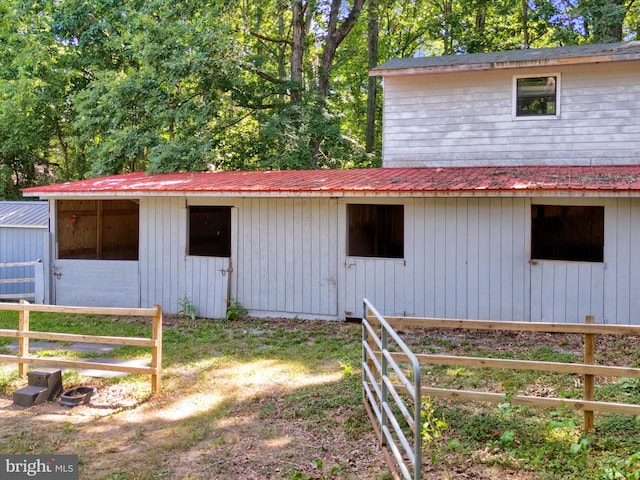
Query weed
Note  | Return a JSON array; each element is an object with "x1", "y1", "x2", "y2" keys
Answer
[
  {"x1": 421, "y1": 397, "x2": 450, "y2": 476},
  {"x1": 178, "y1": 297, "x2": 197, "y2": 321},
  {"x1": 338, "y1": 360, "x2": 355, "y2": 377},
  {"x1": 225, "y1": 298, "x2": 247, "y2": 321},
  {"x1": 598, "y1": 452, "x2": 640, "y2": 480}
]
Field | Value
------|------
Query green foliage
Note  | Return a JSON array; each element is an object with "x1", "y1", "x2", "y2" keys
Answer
[
  {"x1": 421, "y1": 397, "x2": 449, "y2": 469},
  {"x1": 1, "y1": 0, "x2": 639, "y2": 199},
  {"x1": 225, "y1": 298, "x2": 247, "y2": 321},
  {"x1": 178, "y1": 297, "x2": 197, "y2": 321},
  {"x1": 598, "y1": 452, "x2": 640, "y2": 480}
]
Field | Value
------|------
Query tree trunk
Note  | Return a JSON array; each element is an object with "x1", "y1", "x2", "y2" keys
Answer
[
  {"x1": 365, "y1": 0, "x2": 379, "y2": 154},
  {"x1": 309, "y1": 0, "x2": 366, "y2": 168},
  {"x1": 290, "y1": 1, "x2": 306, "y2": 103},
  {"x1": 522, "y1": 0, "x2": 530, "y2": 48},
  {"x1": 317, "y1": 0, "x2": 366, "y2": 103}
]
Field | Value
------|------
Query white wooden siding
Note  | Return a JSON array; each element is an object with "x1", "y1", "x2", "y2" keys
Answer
[
  {"x1": 53, "y1": 259, "x2": 139, "y2": 307},
  {"x1": 140, "y1": 197, "x2": 186, "y2": 314},
  {"x1": 53, "y1": 194, "x2": 640, "y2": 324},
  {"x1": 381, "y1": 63, "x2": 640, "y2": 167},
  {"x1": 185, "y1": 256, "x2": 229, "y2": 318},
  {"x1": 403, "y1": 198, "x2": 530, "y2": 322},
  {"x1": 604, "y1": 198, "x2": 640, "y2": 324},
  {"x1": 530, "y1": 262, "x2": 604, "y2": 323},
  {"x1": 236, "y1": 197, "x2": 338, "y2": 318}
]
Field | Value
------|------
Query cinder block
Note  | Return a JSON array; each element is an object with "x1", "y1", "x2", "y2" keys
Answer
[
  {"x1": 27, "y1": 368, "x2": 63, "y2": 399},
  {"x1": 13, "y1": 385, "x2": 49, "y2": 407}
]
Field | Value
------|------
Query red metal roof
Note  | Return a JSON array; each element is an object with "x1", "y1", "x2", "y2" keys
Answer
[{"x1": 22, "y1": 166, "x2": 640, "y2": 198}]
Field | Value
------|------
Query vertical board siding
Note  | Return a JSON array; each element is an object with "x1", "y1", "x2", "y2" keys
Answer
[
  {"x1": 185, "y1": 256, "x2": 228, "y2": 319},
  {"x1": 236, "y1": 198, "x2": 338, "y2": 317},
  {"x1": 140, "y1": 197, "x2": 186, "y2": 314},
  {"x1": 404, "y1": 198, "x2": 529, "y2": 322},
  {"x1": 530, "y1": 262, "x2": 604, "y2": 323},
  {"x1": 604, "y1": 198, "x2": 640, "y2": 324},
  {"x1": 382, "y1": 63, "x2": 640, "y2": 167},
  {"x1": 54, "y1": 260, "x2": 139, "y2": 307},
  {"x1": 74, "y1": 194, "x2": 640, "y2": 325}
]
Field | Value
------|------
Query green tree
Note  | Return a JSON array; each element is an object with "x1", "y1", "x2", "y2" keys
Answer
[{"x1": 0, "y1": 1, "x2": 74, "y2": 197}]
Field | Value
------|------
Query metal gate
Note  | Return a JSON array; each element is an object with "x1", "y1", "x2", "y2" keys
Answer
[{"x1": 361, "y1": 298, "x2": 422, "y2": 480}]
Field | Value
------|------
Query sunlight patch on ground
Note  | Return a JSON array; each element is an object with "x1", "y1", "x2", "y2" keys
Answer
[
  {"x1": 263, "y1": 436, "x2": 293, "y2": 448},
  {"x1": 155, "y1": 390, "x2": 227, "y2": 421},
  {"x1": 214, "y1": 358, "x2": 343, "y2": 393}
]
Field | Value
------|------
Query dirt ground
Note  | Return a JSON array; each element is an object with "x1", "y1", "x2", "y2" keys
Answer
[{"x1": 2, "y1": 320, "x2": 638, "y2": 479}]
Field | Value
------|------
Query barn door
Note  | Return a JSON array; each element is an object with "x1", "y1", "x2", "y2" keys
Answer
[
  {"x1": 343, "y1": 258, "x2": 406, "y2": 318},
  {"x1": 53, "y1": 260, "x2": 140, "y2": 307},
  {"x1": 185, "y1": 256, "x2": 231, "y2": 319},
  {"x1": 184, "y1": 207, "x2": 237, "y2": 319},
  {"x1": 529, "y1": 203, "x2": 605, "y2": 323},
  {"x1": 530, "y1": 261, "x2": 604, "y2": 323}
]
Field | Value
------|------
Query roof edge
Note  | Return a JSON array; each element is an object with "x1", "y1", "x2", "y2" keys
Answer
[{"x1": 371, "y1": 41, "x2": 640, "y2": 77}]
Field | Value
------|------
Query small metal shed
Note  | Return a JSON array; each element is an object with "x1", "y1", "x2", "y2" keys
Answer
[{"x1": 0, "y1": 201, "x2": 50, "y2": 303}]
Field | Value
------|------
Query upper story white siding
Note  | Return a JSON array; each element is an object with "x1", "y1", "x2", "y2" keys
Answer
[{"x1": 376, "y1": 44, "x2": 640, "y2": 168}]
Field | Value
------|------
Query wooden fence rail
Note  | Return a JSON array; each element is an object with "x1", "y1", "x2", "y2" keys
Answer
[
  {"x1": 367, "y1": 313, "x2": 640, "y2": 434},
  {"x1": 0, "y1": 301, "x2": 162, "y2": 394}
]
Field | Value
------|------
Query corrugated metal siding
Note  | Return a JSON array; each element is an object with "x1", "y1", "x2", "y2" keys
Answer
[
  {"x1": 0, "y1": 201, "x2": 48, "y2": 227},
  {"x1": 0, "y1": 201, "x2": 48, "y2": 298},
  {"x1": 382, "y1": 63, "x2": 640, "y2": 168}
]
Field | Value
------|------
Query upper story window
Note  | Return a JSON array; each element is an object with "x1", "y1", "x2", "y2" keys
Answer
[
  {"x1": 514, "y1": 75, "x2": 560, "y2": 118},
  {"x1": 188, "y1": 206, "x2": 231, "y2": 257},
  {"x1": 347, "y1": 204, "x2": 404, "y2": 258}
]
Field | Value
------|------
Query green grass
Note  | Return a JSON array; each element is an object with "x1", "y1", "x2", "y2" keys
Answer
[
  {"x1": 3, "y1": 309, "x2": 640, "y2": 479},
  {"x1": 408, "y1": 333, "x2": 640, "y2": 480}
]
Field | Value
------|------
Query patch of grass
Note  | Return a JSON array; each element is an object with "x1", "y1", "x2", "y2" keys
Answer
[{"x1": 4, "y1": 312, "x2": 640, "y2": 479}]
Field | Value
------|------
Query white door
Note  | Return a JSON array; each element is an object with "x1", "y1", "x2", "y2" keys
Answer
[
  {"x1": 184, "y1": 207, "x2": 237, "y2": 319},
  {"x1": 184, "y1": 256, "x2": 230, "y2": 319},
  {"x1": 53, "y1": 260, "x2": 140, "y2": 307},
  {"x1": 344, "y1": 257, "x2": 406, "y2": 318},
  {"x1": 530, "y1": 261, "x2": 605, "y2": 323}
]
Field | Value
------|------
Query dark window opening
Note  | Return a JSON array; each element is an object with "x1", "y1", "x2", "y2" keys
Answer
[
  {"x1": 57, "y1": 199, "x2": 139, "y2": 260},
  {"x1": 531, "y1": 205, "x2": 604, "y2": 262},
  {"x1": 348, "y1": 204, "x2": 404, "y2": 258},
  {"x1": 517, "y1": 76, "x2": 557, "y2": 116},
  {"x1": 188, "y1": 206, "x2": 231, "y2": 257}
]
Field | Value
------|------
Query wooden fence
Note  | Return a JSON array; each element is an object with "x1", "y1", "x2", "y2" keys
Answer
[
  {"x1": 367, "y1": 312, "x2": 640, "y2": 433},
  {"x1": 0, "y1": 261, "x2": 44, "y2": 303},
  {"x1": 0, "y1": 301, "x2": 162, "y2": 394}
]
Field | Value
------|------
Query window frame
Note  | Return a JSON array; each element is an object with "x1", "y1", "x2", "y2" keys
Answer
[
  {"x1": 187, "y1": 205, "x2": 232, "y2": 258},
  {"x1": 347, "y1": 203, "x2": 404, "y2": 259},
  {"x1": 56, "y1": 199, "x2": 139, "y2": 261},
  {"x1": 513, "y1": 73, "x2": 561, "y2": 120},
  {"x1": 531, "y1": 204, "x2": 604, "y2": 263}
]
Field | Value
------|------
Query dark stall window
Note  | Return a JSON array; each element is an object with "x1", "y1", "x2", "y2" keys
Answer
[
  {"x1": 348, "y1": 204, "x2": 404, "y2": 258},
  {"x1": 188, "y1": 206, "x2": 231, "y2": 257},
  {"x1": 531, "y1": 205, "x2": 604, "y2": 262}
]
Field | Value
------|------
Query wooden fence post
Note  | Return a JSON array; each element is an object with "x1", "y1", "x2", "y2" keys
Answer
[
  {"x1": 584, "y1": 315, "x2": 595, "y2": 433},
  {"x1": 151, "y1": 304, "x2": 163, "y2": 395},
  {"x1": 18, "y1": 300, "x2": 30, "y2": 377}
]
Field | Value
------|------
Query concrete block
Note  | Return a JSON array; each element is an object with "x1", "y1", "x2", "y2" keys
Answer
[{"x1": 13, "y1": 385, "x2": 49, "y2": 407}]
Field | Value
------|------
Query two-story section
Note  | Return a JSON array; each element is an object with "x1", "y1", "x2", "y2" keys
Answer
[{"x1": 371, "y1": 42, "x2": 640, "y2": 168}]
